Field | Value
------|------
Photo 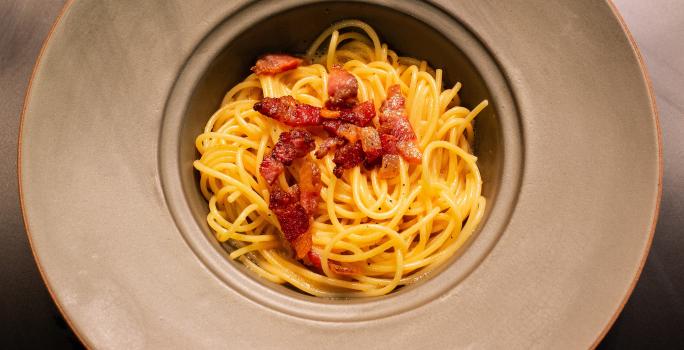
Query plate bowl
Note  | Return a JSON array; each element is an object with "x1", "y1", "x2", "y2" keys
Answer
[{"x1": 20, "y1": 1, "x2": 660, "y2": 348}]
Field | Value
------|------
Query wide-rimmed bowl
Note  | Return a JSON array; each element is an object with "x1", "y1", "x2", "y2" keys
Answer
[{"x1": 20, "y1": 1, "x2": 660, "y2": 348}]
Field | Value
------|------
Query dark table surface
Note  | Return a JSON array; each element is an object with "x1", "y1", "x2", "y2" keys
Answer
[{"x1": 1, "y1": 1, "x2": 682, "y2": 349}]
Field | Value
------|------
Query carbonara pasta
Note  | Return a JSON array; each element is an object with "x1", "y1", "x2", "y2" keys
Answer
[{"x1": 193, "y1": 20, "x2": 487, "y2": 297}]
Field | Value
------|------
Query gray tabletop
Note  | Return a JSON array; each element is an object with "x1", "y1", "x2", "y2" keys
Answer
[{"x1": 1, "y1": 0, "x2": 682, "y2": 348}]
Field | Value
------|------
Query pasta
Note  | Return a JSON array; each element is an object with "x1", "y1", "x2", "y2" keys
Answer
[{"x1": 193, "y1": 20, "x2": 487, "y2": 297}]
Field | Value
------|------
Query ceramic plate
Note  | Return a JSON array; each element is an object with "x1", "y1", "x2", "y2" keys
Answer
[{"x1": 20, "y1": 0, "x2": 660, "y2": 348}]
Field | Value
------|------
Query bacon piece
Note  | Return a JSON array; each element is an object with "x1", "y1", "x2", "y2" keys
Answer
[
  {"x1": 268, "y1": 185, "x2": 314, "y2": 258},
  {"x1": 288, "y1": 129, "x2": 316, "y2": 158},
  {"x1": 315, "y1": 136, "x2": 344, "y2": 159},
  {"x1": 320, "y1": 109, "x2": 340, "y2": 119},
  {"x1": 321, "y1": 119, "x2": 342, "y2": 135},
  {"x1": 254, "y1": 96, "x2": 295, "y2": 125},
  {"x1": 299, "y1": 161, "x2": 322, "y2": 215},
  {"x1": 379, "y1": 85, "x2": 412, "y2": 139},
  {"x1": 306, "y1": 250, "x2": 322, "y2": 268},
  {"x1": 271, "y1": 129, "x2": 315, "y2": 165},
  {"x1": 291, "y1": 230, "x2": 312, "y2": 260},
  {"x1": 294, "y1": 103, "x2": 322, "y2": 127},
  {"x1": 396, "y1": 141, "x2": 422, "y2": 163},
  {"x1": 269, "y1": 186, "x2": 310, "y2": 244},
  {"x1": 327, "y1": 65, "x2": 358, "y2": 108},
  {"x1": 324, "y1": 100, "x2": 375, "y2": 127},
  {"x1": 359, "y1": 127, "x2": 382, "y2": 164},
  {"x1": 267, "y1": 163, "x2": 319, "y2": 259},
  {"x1": 340, "y1": 101, "x2": 375, "y2": 127},
  {"x1": 259, "y1": 155, "x2": 285, "y2": 185},
  {"x1": 323, "y1": 123, "x2": 380, "y2": 175},
  {"x1": 336, "y1": 123, "x2": 359, "y2": 143},
  {"x1": 333, "y1": 141, "x2": 365, "y2": 178},
  {"x1": 381, "y1": 84, "x2": 406, "y2": 111},
  {"x1": 378, "y1": 115, "x2": 415, "y2": 140},
  {"x1": 380, "y1": 134, "x2": 399, "y2": 155},
  {"x1": 321, "y1": 119, "x2": 359, "y2": 144},
  {"x1": 251, "y1": 54, "x2": 302, "y2": 75},
  {"x1": 355, "y1": 100, "x2": 376, "y2": 126},
  {"x1": 378, "y1": 154, "x2": 401, "y2": 179},
  {"x1": 378, "y1": 85, "x2": 422, "y2": 163},
  {"x1": 254, "y1": 96, "x2": 322, "y2": 127},
  {"x1": 269, "y1": 184, "x2": 300, "y2": 208},
  {"x1": 260, "y1": 129, "x2": 314, "y2": 185}
]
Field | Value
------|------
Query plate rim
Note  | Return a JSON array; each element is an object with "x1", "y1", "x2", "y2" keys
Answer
[
  {"x1": 16, "y1": 0, "x2": 86, "y2": 346},
  {"x1": 587, "y1": 0, "x2": 662, "y2": 348}
]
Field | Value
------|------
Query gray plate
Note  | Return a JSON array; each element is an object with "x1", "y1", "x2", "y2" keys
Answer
[{"x1": 19, "y1": 0, "x2": 661, "y2": 349}]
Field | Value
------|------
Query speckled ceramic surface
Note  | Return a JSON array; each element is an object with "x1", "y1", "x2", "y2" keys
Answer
[{"x1": 19, "y1": 0, "x2": 660, "y2": 349}]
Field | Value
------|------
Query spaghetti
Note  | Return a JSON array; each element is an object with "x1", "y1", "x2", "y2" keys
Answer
[{"x1": 193, "y1": 20, "x2": 487, "y2": 297}]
